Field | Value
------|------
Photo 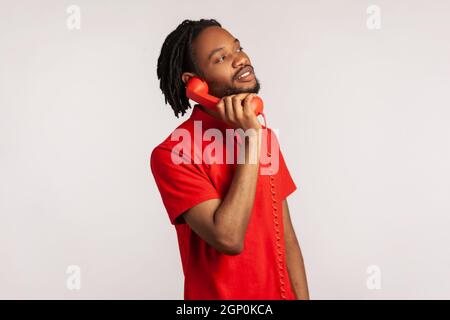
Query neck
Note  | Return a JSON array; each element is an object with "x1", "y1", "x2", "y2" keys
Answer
[{"x1": 197, "y1": 104, "x2": 221, "y2": 120}]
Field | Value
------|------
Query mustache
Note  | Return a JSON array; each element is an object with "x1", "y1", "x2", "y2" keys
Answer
[{"x1": 233, "y1": 65, "x2": 254, "y2": 81}]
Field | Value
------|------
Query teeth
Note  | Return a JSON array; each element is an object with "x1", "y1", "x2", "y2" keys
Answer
[{"x1": 238, "y1": 71, "x2": 250, "y2": 79}]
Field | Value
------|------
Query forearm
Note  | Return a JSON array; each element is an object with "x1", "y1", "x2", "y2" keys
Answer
[
  {"x1": 285, "y1": 237, "x2": 310, "y2": 299},
  {"x1": 213, "y1": 135, "x2": 260, "y2": 246}
]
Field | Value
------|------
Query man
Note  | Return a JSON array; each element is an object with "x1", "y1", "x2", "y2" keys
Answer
[{"x1": 150, "y1": 19, "x2": 309, "y2": 300}]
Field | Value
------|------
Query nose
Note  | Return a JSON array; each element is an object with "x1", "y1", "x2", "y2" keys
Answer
[{"x1": 232, "y1": 52, "x2": 249, "y2": 68}]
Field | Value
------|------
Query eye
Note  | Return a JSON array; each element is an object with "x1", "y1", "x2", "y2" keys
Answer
[{"x1": 215, "y1": 47, "x2": 244, "y2": 64}]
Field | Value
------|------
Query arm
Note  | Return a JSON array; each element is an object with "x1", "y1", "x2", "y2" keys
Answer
[
  {"x1": 283, "y1": 199, "x2": 310, "y2": 299},
  {"x1": 183, "y1": 135, "x2": 260, "y2": 255},
  {"x1": 182, "y1": 93, "x2": 262, "y2": 255}
]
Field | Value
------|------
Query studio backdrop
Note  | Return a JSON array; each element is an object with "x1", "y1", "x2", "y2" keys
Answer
[{"x1": 1, "y1": 0, "x2": 449, "y2": 299}]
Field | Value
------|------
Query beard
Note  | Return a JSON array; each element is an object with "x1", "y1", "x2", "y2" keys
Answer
[{"x1": 210, "y1": 77, "x2": 261, "y2": 98}]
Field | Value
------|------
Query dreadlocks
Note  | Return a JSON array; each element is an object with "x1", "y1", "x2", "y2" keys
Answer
[{"x1": 157, "y1": 19, "x2": 222, "y2": 118}]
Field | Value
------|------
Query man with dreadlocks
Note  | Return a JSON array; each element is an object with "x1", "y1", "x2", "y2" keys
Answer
[{"x1": 150, "y1": 19, "x2": 309, "y2": 300}]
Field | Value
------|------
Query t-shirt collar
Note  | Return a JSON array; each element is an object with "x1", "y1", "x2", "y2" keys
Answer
[{"x1": 189, "y1": 104, "x2": 233, "y2": 131}]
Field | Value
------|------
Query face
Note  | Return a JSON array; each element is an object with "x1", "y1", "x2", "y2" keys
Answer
[{"x1": 185, "y1": 26, "x2": 260, "y2": 98}]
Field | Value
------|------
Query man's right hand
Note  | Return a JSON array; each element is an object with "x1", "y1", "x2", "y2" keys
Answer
[{"x1": 216, "y1": 93, "x2": 262, "y2": 131}]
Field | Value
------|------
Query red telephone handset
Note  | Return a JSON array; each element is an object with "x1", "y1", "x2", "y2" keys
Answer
[{"x1": 186, "y1": 76, "x2": 264, "y2": 116}]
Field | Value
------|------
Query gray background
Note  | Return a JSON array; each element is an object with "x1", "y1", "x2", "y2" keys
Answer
[{"x1": 1, "y1": 0, "x2": 449, "y2": 299}]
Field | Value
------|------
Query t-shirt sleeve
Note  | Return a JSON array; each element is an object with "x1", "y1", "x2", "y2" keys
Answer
[
  {"x1": 278, "y1": 149, "x2": 298, "y2": 201},
  {"x1": 150, "y1": 146, "x2": 221, "y2": 225},
  {"x1": 269, "y1": 129, "x2": 298, "y2": 201}
]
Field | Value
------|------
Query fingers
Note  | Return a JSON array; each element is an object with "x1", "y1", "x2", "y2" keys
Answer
[
  {"x1": 223, "y1": 96, "x2": 235, "y2": 124},
  {"x1": 216, "y1": 97, "x2": 226, "y2": 120},
  {"x1": 232, "y1": 94, "x2": 246, "y2": 121},
  {"x1": 223, "y1": 93, "x2": 246, "y2": 124},
  {"x1": 242, "y1": 93, "x2": 257, "y2": 116},
  {"x1": 217, "y1": 93, "x2": 259, "y2": 130}
]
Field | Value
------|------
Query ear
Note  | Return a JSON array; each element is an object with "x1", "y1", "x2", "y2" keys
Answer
[{"x1": 181, "y1": 72, "x2": 197, "y2": 85}]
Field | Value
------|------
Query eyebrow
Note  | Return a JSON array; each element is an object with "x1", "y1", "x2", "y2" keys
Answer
[{"x1": 207, "y1": 38, "x2": 240, "y2": 61}]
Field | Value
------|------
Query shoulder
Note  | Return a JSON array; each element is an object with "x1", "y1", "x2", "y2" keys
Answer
[{"x1": 150, "y1": 118, "x2": 201, "y2": 171}]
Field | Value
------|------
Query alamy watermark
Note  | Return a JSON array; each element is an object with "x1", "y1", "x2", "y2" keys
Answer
[
  {"x1": 170, "y1": 122, "x2": 280, "y2": 175},
  {"x1": 66, "y1": 265, "x2": 81, "y2": 290}
]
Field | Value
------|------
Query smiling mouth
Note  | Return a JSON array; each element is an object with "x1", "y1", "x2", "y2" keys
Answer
[{"x1": 235, "y1": 69, "x2": 255, "y2": 82}]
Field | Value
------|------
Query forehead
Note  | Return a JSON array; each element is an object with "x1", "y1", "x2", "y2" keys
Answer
[{"x1": 192, "y1": 26, "x2": 235, "y2": 61}]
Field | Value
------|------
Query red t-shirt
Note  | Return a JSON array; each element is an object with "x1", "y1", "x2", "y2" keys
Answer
[{"x1": 150, "y1": 104, "x2": 298, "y2": 300}]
